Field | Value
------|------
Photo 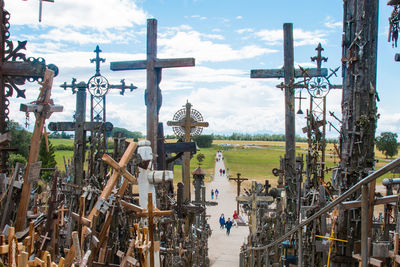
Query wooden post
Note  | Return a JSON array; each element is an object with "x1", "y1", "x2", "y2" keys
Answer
[
  {"x1": 361, "y1": 185, "x2": 368, "y2": 266},
  {"x1": 229, "y1": 173, "x2": 248, "y2": 215},
  {"x1": 111, "y1": 19, "x2": 195, "y2": 165},
  {"x1": 16, "y1": 69, "x2": 62, "y2": 231},
  {"x1": 166, "y1": 101, "x2": 209, "y2": 201}
]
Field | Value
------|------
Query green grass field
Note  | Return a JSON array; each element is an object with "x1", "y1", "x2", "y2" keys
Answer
[{"x1": 51, "y1": 138, "x2": 397, "y2": 184}]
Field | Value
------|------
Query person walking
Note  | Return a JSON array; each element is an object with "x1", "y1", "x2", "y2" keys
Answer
[
  {"x1": 215, "y1": 189, "x2": 219, "y2": 199},
  {"x1": 211, "y1": 189, "x2": 214, "y2": 200},
  {"x1": 233, "y1": 210, "x2": 239, "y2": 227},
  {"x1": 225, "y1": 218, "x2": 233, "y2": 235},
  {"x1": 219, "y1": 213, "x2": 225, "y2": 229}
]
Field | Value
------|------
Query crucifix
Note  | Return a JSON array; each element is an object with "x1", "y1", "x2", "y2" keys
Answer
[
  {"x1": 167, "y1": 101, "x2": 209, "y2": 201},
  {"x1": 237, "y1": 181, "x2": 273, "y2": 234},
  {"x1": 110, "y1": 18, "x2": 195, "y2": 164},
  {"x1": 15, "y1": 69, "x2": 63, "y2": 232},
  {"x1": 0, "y1": 1, "x2": 58, "y2": 172},
  {"x1": 250, "y1": 23, "x2": 327, "y2": 228},
  {"x1": 229, "y1": 173, "x2": 248, "y2": 215},
  {"x1": 48, "y1": 79, "x2": 113, "y2": 186}
]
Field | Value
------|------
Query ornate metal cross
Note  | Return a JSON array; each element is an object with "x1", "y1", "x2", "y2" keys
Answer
[{"x1": 0, "y1": 1, "x2": 57, "y2": 172}]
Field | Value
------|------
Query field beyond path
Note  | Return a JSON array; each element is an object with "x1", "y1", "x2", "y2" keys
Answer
[{"x1": 207, "y1": 151, "x2": 249, "y2": 266}]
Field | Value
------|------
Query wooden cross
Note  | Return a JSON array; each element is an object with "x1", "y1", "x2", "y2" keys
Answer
[
  {"x1": 229, "y1": 173, "x2": 248, "y2": 215},
  {"x1": 237, "y1": 181, "x2": 273, "y2": 234},
  {"x1": 110, "y1": 18, "x2": 195, "y2": 163},
  {"x1": 166, "y1": 101, "x2": 209, "y2": 201},
  {"x1": 48, "y1": 79, "x2": 113, "y2": 186},
  {"x1": 15, "y1": 69, "x2": 63, "y2": 232},
  {"x1": 250, "y1": 23, "x2": 327, "y2": 225},
  {"x1": 137, "y1": 192, "x2": 173, "y2": 267}
]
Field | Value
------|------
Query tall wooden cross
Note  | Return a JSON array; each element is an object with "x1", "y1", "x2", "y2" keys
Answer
[
  {"x1": 110, "y1": 18, "x2": 195, "y2": 164},
  {"x1": 15, "y1": 69, "x2": 63, "y2": 231},
  {"x1": 250, "y1": 23, "x2": 327, "y2": 227},
  {"x1": 167, "y1": 101, "x2": 209, "y2": 201},
  {"x1": 229, "y1": 173, "x2": 248, "y2": 215},
  {"x1": 48, "y1": 79, "x2": 113, "y2": 186},
  {"x1": 237, "y1": 181, "x2": 273, "y2": 234}
]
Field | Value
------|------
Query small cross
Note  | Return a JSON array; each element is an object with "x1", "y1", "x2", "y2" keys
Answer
[
  {"x1": 90, "y1": 45, "x2": 106, "y2": 76},
  {"x1": 311, "y1": 43, "x2": 328, "y2": 72},
  {"x1": 295, "y1": 90, "x2": 307, "y2": 115}
]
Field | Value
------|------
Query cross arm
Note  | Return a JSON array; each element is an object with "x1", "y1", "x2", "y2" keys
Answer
[
  {"x1": 20, "y1": 103, "x2": 63, "y2": 113},
  {"x1": 164, "y1": 142, "x2": 196, "y2": 153},
  {"x1": 48, "y1": 121, "x2": 113, "y2": 132},
  {"x1": 167, "y1": 121, "x2": 209, "y2": 127},
  {"x1": 102, "y1": 154, "x2": 136, "y2": 183},
  {"x1": 237, "y1": 195, "x2": 251, "y2": 202},
  {"x1": 251, "y1": 68, "x2": 328, "y2": 79},
  {"x1": 155, "y1": 58, "x2": 195, "y2": 68},
  {"x1": 110, "y1": 58, "x2": 195, "y2": 71},
  {"x1": 0, "y1": 61, "x2": 46, "y2": 77},
  {"x1": 110, "y1": 60, "x2": 147, "y2": 71}
]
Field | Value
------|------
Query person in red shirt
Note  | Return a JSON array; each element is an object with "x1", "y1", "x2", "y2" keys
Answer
[{"x1": 233, "y1": 210, "x2": 239, "y2": 227}]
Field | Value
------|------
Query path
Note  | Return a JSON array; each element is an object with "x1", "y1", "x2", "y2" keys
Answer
[{"x1": 207, "y1": 151, "x2": 249, "y2": 266}]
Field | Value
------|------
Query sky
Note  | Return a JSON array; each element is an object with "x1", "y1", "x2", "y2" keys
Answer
[{"x1": 4, "y1": 0, "x2": 400, "y2": 139}]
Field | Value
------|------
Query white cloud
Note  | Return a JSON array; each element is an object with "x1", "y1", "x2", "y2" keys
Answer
[
  {"x1": 255, "y1": 28, "x2": 327, "y2": 47},
  {"x1": 324, "y1": 16, "x2": 342, "y2": 29},
  {"x1": 236, "y1": 16, "x2": 243, "y2": 20},
  {"x1": 237, "y1": 28, "x2": 254, "y2": 34},
  {"x1": 6, "y1": 0, "x2": 149, "y2": 29},
  {"x1": 191, "y1": 15, "x2": 207, "y2": 20},
  {"x1": 159, "y1": 28, "x2": 278, "y2": 63}
]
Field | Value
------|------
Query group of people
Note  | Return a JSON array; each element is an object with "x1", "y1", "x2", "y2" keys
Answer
[
  {"x1": 211, "y1": 188, "x2": 219, "y2": 199},
  {"x1": 219, "y1": 211, "x2": 240, "y2": 236},
  {"x1": 219, "y1": 168, "x2": 226, "y2": 175}
]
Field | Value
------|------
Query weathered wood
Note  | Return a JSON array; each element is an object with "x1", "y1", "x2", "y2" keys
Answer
[
  {"x1": 20, "y1": 103, "x2": 63, "y2": 113},
  {"x1": 0, "y1": 61, "x2": 46, "y2": 77},
  {"x1": 110, "y1": 19, "x2": 195, "y2": 162},
  {"x1": 164, "y1": 142, "x2": 196, "y2": 153},
  {"x1": 251, "y1": 68, "x2": 327, "y2": 79},
  {"x1": 101, "y1": 154, "x2": 136, "y2": 182},
  {"x1": 110, "y1": 58, "x2": 194, "y2": 70},
  {"x1": 48, "y1": 122, "x2": 112, "y2": 132},
  {"x1": 16, "y1": 69, "x2": 57, "y2": 232},
  {"x1": 342, "y1": 195, "x2": 399, "y2": 209},
  {"x1": 229, "y1": 173, "x2": 249, "y2": 215},
  {"x1": 0, "y1": 162, "x2": 23, "y2": 229}
]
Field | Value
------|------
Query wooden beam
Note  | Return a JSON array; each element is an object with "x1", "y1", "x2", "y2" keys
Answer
[
  {"x1": 251, "y1": 68, "x2": 328, "y2": 79},
  {"x1": 342, "y1": 195, "x2": 399, "y2": 209}
]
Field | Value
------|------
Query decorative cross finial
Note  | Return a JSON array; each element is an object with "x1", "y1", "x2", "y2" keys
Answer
[
  {"x1": 311, "y1": 43, "x2": 328, "y2": 71},
  {"x1": 90, "y1": 45, "x2": 106, "y2": 76}
]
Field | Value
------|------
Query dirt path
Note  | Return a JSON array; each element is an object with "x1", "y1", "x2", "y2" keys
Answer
[{"x1": 207, "y1": 151, "x2": 249, "y2": 266}]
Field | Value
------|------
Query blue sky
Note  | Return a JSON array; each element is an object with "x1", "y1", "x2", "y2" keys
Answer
[{"x1": 5, "y1": 0, "x2": 400, "y2": 138}]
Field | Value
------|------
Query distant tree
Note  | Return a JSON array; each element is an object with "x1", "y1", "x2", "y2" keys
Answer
[
  {"x1": 38, "y1": 136, "x2": 57, "y2": 182},
  {"x1": 193, "y1": 135, "x2": 213, "y2": 148},
  {"x1": 111, "y1": 127, "x2": 142, "y2": 139},
  {"x1": 196, "y1": 153, "x2": 205, "y2": 165},
  {"x1": 376, "y1": 132, "x2": 399, "y2": 158},
  {"x1": 8, "y1": 121, "x2": 32, "y2": 159}
]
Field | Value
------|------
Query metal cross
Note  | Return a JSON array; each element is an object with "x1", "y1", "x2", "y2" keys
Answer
[
  {"x1": 90, "y1": 45, "x2": 105, "y2": 76},
  {"x1": 311, "y1": 43, "x2": 328, "y2": 72}
]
